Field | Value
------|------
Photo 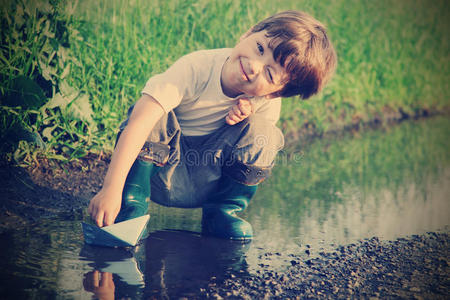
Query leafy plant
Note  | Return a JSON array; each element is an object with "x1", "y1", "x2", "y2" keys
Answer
[{"x1": 0, "y1": 0, "x2": 95, "y2": 162}]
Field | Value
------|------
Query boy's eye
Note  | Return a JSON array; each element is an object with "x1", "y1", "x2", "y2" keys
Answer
[
  {"x1": 257, "y1": 43, "x2": 264, "y2": 55},
  {"x1": 267, "y1": 69, "x2": 274, "y2": 83}
]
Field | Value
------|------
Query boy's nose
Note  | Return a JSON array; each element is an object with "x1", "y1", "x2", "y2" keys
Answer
[{"x1": 248, "y1": 59, "x2": 264, "y2": 76}]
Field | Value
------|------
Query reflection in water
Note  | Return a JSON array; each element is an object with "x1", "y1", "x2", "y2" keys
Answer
[
  {"x1": 0, "y1": 117, "x2": 449, "y2": 298},
  {"x1": 143, "y1": 230, "x2": 250, "y2": 298},
  {"x1": 80, "y1": 230, "x2": 250, "y2": 299},
  {"x1": 246, "y1": 117, "x2": 450, "y2": 268},
  {"x1": 281, "y1": 168, "x2": 450, "y2": 247},
  {"x1": 83, "y1": 271, "x2": 115, "y2": 300},
  {"x1": 80, "y1": 245, "x2": 144, "y2": 299}
]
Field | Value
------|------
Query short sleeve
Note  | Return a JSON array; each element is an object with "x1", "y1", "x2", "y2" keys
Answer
[{"x1": 141, "y1": 52, "x2": 206, "y2": 113}]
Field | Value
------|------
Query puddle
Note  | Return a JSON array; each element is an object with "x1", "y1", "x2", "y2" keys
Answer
[{"x1": 0, "y1": 117, "x2": 449, "y2": 298}]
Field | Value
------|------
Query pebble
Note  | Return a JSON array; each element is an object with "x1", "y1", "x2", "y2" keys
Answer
[
  {"x1": 202, "y1": 232, "x2": 449, "y2": 299},
  {"x1": 210, "y1": 293, "x2": 223, "y2": 300}
]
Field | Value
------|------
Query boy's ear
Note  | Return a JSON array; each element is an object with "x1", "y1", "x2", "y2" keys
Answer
[{"x1": 239, "y1": 27, "x2": 254, "y2": 41}]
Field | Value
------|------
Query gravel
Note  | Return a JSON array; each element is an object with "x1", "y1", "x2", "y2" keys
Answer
[{"x1": 201, "y1": 233, "x2": 449, "y2": 299}]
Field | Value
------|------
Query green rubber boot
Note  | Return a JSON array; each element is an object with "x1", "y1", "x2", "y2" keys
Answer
[
  {"x1": 115, "y1": 159, "x2": 160, "y2": 223},
  {"x1": 202, "y1": 175, "x2": 257, "y2": 240}
]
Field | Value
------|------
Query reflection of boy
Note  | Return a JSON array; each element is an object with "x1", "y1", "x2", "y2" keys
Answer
[
  {"x1": 83, "y1": 270, "x2": 115, "y2": 300},
  {"x1": 88, "y1": 11, "x2": 337, "y2": 239}
]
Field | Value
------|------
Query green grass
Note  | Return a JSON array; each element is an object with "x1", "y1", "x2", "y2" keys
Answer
[{"x1": 1, "y1": 0, "x2": 449, "y2": 163}]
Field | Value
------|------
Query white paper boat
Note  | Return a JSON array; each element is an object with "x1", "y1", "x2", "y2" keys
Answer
[{"x1": 82, "y1": 215, "x2": 150, "y2": 247}]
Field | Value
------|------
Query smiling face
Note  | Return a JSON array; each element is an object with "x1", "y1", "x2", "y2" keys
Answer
[{"x1": 221, "y1": 30, "x2": 288, "y2": 98}]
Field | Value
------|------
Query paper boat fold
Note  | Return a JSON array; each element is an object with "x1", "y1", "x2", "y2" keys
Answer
[{"x1": 82, "y1": 215, "x2": 150, "y2": 247}]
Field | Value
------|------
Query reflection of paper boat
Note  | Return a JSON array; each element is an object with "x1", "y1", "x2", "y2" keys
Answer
[
  {"x1": 82, "y1": 215, "x2": 150, "y2": 247},
  {"x1": 80, "y1": 245, "x2": 144, "y2": 286},
  {"x1": 101, "y1": 257, "x2": 144, "y2": 285}
]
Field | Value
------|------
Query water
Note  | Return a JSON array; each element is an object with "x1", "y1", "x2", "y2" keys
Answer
[{"x1": 1, "y1": 117, "x2": 449, "y2": 298}]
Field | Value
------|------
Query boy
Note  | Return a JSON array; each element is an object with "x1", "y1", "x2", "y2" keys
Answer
[{"x1": 88, "y1": 10, "x2": 336, "y2": 240}]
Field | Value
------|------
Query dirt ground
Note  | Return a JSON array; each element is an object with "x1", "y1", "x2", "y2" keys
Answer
[
  {"x1": 0, "y1": 148, "x2": 449, "y2": 299},
  {"x1": 0, "y1": 155, "x2": 106, "y2": 231}
]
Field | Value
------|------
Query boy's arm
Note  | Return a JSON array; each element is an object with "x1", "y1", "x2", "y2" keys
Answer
[{"x1": 88, "y1": 94, "x2": 164, "y2": 227}]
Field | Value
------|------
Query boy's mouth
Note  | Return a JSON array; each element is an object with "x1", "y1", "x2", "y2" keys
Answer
[{"x1": 239, "y1": 58, "x2": 250, "y2": 82}]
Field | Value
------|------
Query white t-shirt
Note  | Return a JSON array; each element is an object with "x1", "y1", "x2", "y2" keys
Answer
[{"x1": 142, "y1": 48, "x2": 281, "y2": 136}]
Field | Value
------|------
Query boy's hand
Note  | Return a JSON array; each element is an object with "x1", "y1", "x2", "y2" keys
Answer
[
  {"x1": 226, "y1": 98, "x2": 253, "y2": 125},
  {"x1": 88, "y1": 187, "x2": 122, "y2": 227}
]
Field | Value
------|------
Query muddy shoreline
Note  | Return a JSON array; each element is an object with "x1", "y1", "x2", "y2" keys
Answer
[
  {"x1": 198, "y1": 232, "x2": 449, "y2": 299},
  {"x1": 0, "y1": 157, "x2": 105, "y2": 231},
  {"x1": 199, "y1": 233, "x2": 450, "y2": 299}
]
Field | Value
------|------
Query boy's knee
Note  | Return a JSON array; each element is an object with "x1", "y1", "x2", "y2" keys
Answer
[
  {"x1": 229, "y1": 114, "x2": 284, "y2": 168},
  {"x1": 243, "y1": 115, "x2": 284, "y2": 150}
]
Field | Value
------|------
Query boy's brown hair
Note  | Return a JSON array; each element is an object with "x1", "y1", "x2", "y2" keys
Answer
[{"x1": 252, "y1": 10, "x2": 337, "y2": 99}]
